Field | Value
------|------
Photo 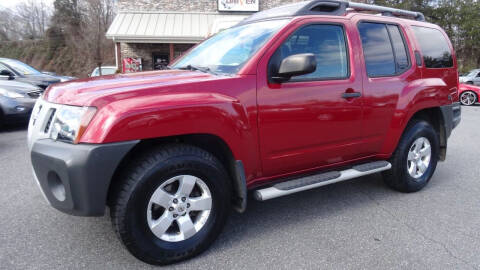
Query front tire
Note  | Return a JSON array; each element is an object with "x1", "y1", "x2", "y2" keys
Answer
[
  {"x1": 460, "y1": 91, "x2": 477, "y2": 106},
  {"x1": 110, "y1": 144, "x2": 231, "y2": 265},
  {"x1": 383, "y1": 120, "x2": 439, "y2": 193}
]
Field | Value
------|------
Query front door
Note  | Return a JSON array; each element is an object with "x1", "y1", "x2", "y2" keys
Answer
[{"x1": 257, "y1": 20, "x2": 365, "y2": 177}]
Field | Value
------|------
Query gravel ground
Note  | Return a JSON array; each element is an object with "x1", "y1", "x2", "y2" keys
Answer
[{"x1": 1, "y1": 105, "x2": 479, "y2": 270}]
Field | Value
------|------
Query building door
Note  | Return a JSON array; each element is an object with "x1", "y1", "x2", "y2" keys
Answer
[{"x1": 153, "y1": 53, "x2": 170, "y2": 70}]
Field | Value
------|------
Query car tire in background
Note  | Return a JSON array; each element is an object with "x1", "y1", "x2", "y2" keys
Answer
[
  {"x1": 460, "y1": 90, "x2": 477, "y2": 106},
  {"x1": 0, "y1": 109, "x2": 4, "y2": 129},
  {"x1": 109, "y1": 144, "x2": 231, "y2": 265},
  {"x1": 383, "y1": 120, "x2": 439, "y2": 193}
]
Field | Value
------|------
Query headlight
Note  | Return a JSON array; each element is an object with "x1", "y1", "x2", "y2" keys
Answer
[
  {"x1": 0, "y1": 88, "x2": 24, "y2": 98},
  {"x1": 50, "y1": 105, "x2": 97, "y2": 144}
]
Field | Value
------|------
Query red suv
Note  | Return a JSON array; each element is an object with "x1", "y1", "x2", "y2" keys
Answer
[{"x1": 28, "y1": 1, "x2": 461, "y2": 265}]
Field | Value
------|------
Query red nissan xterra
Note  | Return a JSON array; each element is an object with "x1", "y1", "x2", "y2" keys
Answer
[{"x1": 28, "y1": 1, "x2": 461, "y2": 265}]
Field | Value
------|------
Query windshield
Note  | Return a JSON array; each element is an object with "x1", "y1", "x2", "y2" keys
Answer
[
  {"x1": 172, "y1": 19, "x2": 289, "y2": 75},
  {"x1": 464, "y1": 70, "x2": 478, "y2": 77},
  {"x1": 2, "y1": 59, "x2": 41, "y2": 75}
]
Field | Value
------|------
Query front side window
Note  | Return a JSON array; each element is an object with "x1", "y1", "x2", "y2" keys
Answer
[
  {"x1": 412, "y1": 26, "x2": 453, "y2": 68},
  {"x1": 270, "y1": 24, "x2": 349, "y2": 81},
  {"x1": 172, "y1": 19, "x2": 289, "y2": 75}
]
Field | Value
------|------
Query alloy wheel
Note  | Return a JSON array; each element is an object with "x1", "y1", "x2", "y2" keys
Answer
[
  {"x1": 147, "y1": 175, "x2": 212, "y2": 242},
  {"x1": 407, "y1": 137, "x2": 432, "y2": 179},
  {"x1": 460, "y1": 91, "x2": 476, "y2": 106}
]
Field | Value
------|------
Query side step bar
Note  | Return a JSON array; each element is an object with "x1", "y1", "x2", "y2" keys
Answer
[{"x1": 254, "y1": 161, "x2": 391, "y2": 201}]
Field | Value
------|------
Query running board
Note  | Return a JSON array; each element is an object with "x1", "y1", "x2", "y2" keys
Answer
[{"x1": 254, "y1": 161, "x2": 391, "y2": 201}]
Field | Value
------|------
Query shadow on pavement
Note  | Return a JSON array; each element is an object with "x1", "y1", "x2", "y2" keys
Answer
[{"x1": 0, "y1": 123, "x2": 28, "y2": 133}]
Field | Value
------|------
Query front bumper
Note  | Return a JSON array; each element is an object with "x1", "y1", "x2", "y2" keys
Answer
[
  {"x1": 30, "y1": 139, "x2": 138, "y2": 216},
  {"x1": 0, "y1": 96, "x2": 36, "y2": 123}
]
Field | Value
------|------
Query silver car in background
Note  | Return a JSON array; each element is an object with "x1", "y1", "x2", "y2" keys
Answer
[
  {"x1": 0, "y1": 79, "x2": 43, "y2": 128},
  {"x1": 459, "y1": 69, "x2": 480, "y2": 86}
]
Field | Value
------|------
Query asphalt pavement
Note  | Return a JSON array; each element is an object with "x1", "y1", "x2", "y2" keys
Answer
[{"x1": 1, "y1": 105, "x2": 480, "y2": 270}]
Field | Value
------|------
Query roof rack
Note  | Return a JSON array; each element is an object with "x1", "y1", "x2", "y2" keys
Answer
[{"x1": 239, "y1": 1, "x2": 425, "y2": 25}]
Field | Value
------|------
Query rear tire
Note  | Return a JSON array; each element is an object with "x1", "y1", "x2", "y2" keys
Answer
[
  {"x1": 383, "y1": 120, "x2": 439, "y2": 193},
  {"x1": 110, "y1": 144, "x2": 231, "y2": 265},
  {"x1": 0, "y1": 109, "x2": 4, "y2": 129}
]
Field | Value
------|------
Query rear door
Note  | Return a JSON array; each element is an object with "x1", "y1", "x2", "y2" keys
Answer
[
  {"x1": 355, "y1": 20, "x2": 419, "y2": 155},
  {"x1": 256, "y1": 19, "x2": 365, "y2": 177}
]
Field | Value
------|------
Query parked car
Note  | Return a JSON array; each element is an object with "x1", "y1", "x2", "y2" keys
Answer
[
  {"x1": 41, "y1": 71, "x2": 76, "y2": 82},
  {"x1": 459, "y1": 83, "x2": 480, "y2": 106},
  {"x1": 90, "y1": 66, "x2": 117, "y2": 77},
  {"x1": 0, "y1": 58, "x2": 61, "y2": 89},
  {"x1": 27, "y1": 1, "x2": 461, "y2": 265},
  {"x1": 0, "y1": 80, "x2": 43, "y2": 128},
  {"x1": 459, "y1": 69, "x2": 480, "y2": 85}
]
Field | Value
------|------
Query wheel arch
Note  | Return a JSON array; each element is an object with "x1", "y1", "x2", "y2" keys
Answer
[
  {"x1": 403, "y1": 107, "x2": 448, "y2": 161},
  {"x1": 106, "y1": 133, "x2": 247, "y2": 213}
]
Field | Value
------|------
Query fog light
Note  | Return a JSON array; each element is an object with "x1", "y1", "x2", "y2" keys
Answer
[
  {"x1": 15, "y1": 106, "x2": 26, "y2": 112},
  {"x1": 47, "y1": 171, "x2": 66, "y2": 202}
]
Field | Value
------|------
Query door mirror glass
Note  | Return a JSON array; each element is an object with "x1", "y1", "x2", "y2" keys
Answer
[{"x1": 273, "y1": 53, "x2": 316, "y2": 82}]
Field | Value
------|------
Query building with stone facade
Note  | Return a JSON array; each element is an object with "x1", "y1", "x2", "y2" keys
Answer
[{"x1": 106, "y1": 0, "x2": 303, "y2": 72}]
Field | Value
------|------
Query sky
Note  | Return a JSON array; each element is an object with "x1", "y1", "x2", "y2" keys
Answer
[{"x1": 0, "y1": 0, "x2": 54, "y2": 9}]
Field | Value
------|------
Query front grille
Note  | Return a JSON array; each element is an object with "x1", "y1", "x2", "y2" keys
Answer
[
  {"x1": 27, "y1": 90, "x2": 43, "y2": 99},
  {"x1": 44, "y1": 109, "x2": 56, "y2": 133}
]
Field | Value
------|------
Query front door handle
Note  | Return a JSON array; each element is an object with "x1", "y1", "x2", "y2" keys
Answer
[{"x1": 342, "y1": 92, "x2": 362, "y2": 99}]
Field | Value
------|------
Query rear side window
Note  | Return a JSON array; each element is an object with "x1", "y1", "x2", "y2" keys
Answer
[
  {"x1": 412, "y1": 26, "x2": 453, "y2": 68},
  {"x1": 358, "y1": 22, "x2": 411, "y2": 77},
  {"x1": 358, "y1": 22, "x2": 396, "y2": 77},
  {"x1": 387, "y1": 25, "x2": 410, "y2": 73}
]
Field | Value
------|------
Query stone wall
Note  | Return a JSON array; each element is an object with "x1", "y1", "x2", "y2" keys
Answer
[{"x1": 116, "y1": 0, "x2": 304, "y2": 12}]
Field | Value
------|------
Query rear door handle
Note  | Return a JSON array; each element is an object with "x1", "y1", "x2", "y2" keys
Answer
[{"x1": 342, "y1": 92, "x2": 362, "y2": 99}]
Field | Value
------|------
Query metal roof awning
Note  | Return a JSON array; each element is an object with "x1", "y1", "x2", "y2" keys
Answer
[{"x1": 106, "y1": 11, "x2": 249, "y2": 44}]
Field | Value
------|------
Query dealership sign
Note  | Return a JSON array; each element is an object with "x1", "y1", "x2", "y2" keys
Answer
[{"x1": 218, "y1": 0, "x2": 259, "y2": 11}]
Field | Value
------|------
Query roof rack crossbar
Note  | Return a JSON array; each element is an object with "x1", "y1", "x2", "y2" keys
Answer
[
  {"x1": 238, "y1": 1, "x2": 426, "y2": 26},
  {"x1": 347, "y1": 2, "x2": 425, "y2": 21}
]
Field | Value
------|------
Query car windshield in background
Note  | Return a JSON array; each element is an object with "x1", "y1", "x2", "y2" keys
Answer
[
  {"x1": 2, "y1": 59, "x2": 42, "y2": 75},
  {"x1": 172, "y1": 19, "x2": 289, "y2": 75},
  {"x1": 465, "y1": 70, "x2": 477, "y2": 77},
  {"x1": 95, "y1": 68, "x2": 116, "y2": 76}
]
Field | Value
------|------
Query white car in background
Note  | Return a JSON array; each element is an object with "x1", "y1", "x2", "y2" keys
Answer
[{"x1": 90, "y1": 66, "x2": 117, "y2": 77}]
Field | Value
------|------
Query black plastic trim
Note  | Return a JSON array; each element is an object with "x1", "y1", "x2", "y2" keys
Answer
[
  {"x1": 440, "y1": 102, "x2": 461, "y2": 139},
  {"x1": 31, "y1": 139, "x2": 139, "y2": 216},
  {"x1": 232, "y1": 160, "x2": 247, "y2": 213}
]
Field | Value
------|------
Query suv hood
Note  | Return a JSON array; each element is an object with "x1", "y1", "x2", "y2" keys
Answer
[
  {"x1": 0, "y1": 80, "x2": 41, "y2": 94},
  {"x1": 44, "y1": 70, "x2": 218, "y2": 106}
]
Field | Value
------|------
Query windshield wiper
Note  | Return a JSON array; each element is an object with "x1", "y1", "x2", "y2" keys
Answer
[{"x1": 178, "y1": 65, "x2": 217, "y2": 75}]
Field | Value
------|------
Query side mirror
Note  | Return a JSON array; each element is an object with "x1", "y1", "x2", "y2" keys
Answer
[
  {"x1": 0, "y1": 70, "x2": 14, "y2": 80},
  {"x1": 272, "y1": 53, "x2": 316, "y2": 82}
]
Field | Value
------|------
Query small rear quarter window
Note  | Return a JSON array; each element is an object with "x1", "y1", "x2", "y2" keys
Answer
[{"x1": 412, "y1": 26, "x2": 453, "y2": 68}]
